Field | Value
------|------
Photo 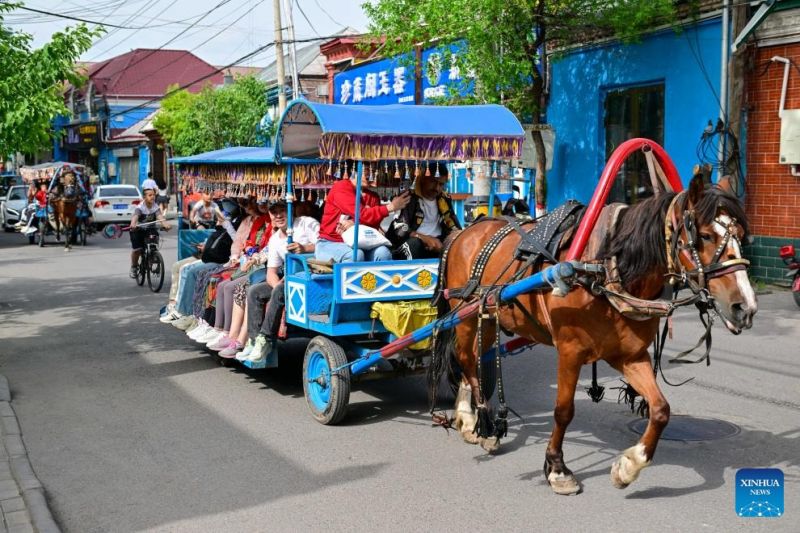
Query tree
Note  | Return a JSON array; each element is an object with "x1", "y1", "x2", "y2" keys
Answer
[
  {"x1": 0, "y1": 2, "x2": 101, "y2": 158},
  {"x1": 363, "y1": 0, "x2": 683, "y2": 212},
  {"x1": 154, "y1": 76, "x2": 270, "y2": 156}
]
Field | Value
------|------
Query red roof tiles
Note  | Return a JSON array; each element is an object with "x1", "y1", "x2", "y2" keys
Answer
[{"x1": 86, "y1": 49, "x2": 224, "y2": 98}]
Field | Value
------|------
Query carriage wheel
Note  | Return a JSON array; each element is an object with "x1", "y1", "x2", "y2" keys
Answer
[
  {"x1": 303, "y1": 336, "x2": 350, "y2": 425},
  {"x1": 136, "y1": 254, "x2": 146, "y2": 286},
  {"x1": 147, "y1": 251, "x2": 165, "y2": 293},
  {"x1": 447, "y1": 354, "x2": 496, "y2": 402},
  {"x1": 38, "y1": 220, "x2": 45, "y2": 247}
]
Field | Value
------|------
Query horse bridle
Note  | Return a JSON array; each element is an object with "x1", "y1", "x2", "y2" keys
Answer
[{"x1": 664, "y1": 191, "x2": 750, "y2": 293}]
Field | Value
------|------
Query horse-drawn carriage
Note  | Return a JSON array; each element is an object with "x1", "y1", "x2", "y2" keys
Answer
[
  {"x1": 19, "y1": 162, "x2": 92, "y2": 248},
  {"x1": 174, "y1": 99, "x2": 757, "y2": 495}
]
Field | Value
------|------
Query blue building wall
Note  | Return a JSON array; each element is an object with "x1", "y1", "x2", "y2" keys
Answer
[
  {"x1": 547, "y1": 19, "x2": 722, "y2": 206},
  {"x1": 52, "y1": 103, "x2": 158, "y2": 186}
]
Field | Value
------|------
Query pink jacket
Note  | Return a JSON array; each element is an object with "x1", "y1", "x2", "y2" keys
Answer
[{"x1": 230, "y1": 216, "x2": 253, "y2": 260}]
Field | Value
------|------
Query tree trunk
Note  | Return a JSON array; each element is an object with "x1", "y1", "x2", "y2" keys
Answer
[{"x1": 531, "y1": 0, "x2": 547, "y2": 216}]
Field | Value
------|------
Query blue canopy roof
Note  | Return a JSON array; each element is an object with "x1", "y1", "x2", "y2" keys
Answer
[
  {"x1": 276, "y1": 99, "x2": 525, "y2": 160},
  {"x1": 170, "y1": 146, "x2": 276, "y2": 165}
]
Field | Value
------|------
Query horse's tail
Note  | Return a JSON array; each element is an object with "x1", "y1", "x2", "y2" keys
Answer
[
  {"x1": 427, "y1": 230, "x2": 461, "y2": 411},
  {"x1": 427, "y1": 295, "x2": 456, "y2": 413}
]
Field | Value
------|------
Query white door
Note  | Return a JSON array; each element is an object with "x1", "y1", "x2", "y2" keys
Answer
[{"x1": 118, "y1": 157, "x2": 139, "y2": 186}]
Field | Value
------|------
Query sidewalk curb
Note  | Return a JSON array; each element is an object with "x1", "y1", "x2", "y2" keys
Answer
[{"x1": 0, "y1": 375, "x2": 61, "y2": 533}]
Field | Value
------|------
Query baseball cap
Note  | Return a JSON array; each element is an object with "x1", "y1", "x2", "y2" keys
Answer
[{"x1": 141, "y1": 178, "x2": 159, "y2": 192}]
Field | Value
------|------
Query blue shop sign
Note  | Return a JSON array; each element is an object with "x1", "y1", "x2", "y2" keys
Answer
[
  {"x1": 335, "y1": 54, "x2": 415, "y2": 106},
  {"x1": 334, "y1": 41, "x2": 472, "y2": 106},
  {"x1": 421, "y1": 42, "x2": 472, "y2": 103}
]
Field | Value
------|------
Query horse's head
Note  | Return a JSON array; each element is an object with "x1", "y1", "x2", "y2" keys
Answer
[{"x1": 669, "y1": 175, "x2": 757, "y2": 333}]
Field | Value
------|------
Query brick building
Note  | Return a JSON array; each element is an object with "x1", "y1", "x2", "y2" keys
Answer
[{"x1": 742, "y1": 6, "x2": 800, "y2": 283}]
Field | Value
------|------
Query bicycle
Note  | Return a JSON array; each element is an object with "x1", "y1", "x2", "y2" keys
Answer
[
  {"x1": 134, "y1": 228, "x2": 165, "y2": 292},
  {"x1": 104, "y1": 220, "x2": 167, "y2": 292}
]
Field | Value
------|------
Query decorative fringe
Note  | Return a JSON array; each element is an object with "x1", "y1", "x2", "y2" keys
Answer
[
  {"x1": 585, "y1": 382, "x2": 605, "y2": 403},
  {"x1": 473, "y1": 406, "x2": 494, "y2": 439},
  {"x1": 493, "y1": 405, "x2": 508, "y2": 439},
  {"x1": 613, "y1": 380, "x2": 649, "y2": 418}
]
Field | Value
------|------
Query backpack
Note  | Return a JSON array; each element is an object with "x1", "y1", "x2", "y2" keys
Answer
[{"x1": 201, "y1": 227, "x2": 232, "y2": 264}]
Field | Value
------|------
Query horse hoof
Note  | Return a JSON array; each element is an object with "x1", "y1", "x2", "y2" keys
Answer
[
  {"x1": 547, "y1": 472, "x2": 581, "y2": 495},
  {"x1": 479, "y1": 436, "x2": 500, "y2": 454},
  {"x1": 461, "y1": 430, "x2": 480, "y2": 445},
  {"x1": 610, "y1": 459, "x2": 630, "y2": 489},
  {"x1": 610, "y1": 444, "x2": 649, "y2": 489}
]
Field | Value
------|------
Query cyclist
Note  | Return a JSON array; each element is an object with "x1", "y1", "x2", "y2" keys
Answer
[{"x1": 130, "y1": 186, "x2": 170, "y2": 278}]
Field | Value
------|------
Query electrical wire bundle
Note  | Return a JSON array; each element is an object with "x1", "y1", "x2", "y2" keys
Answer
[{"x1": 696, "y1": 118, "x2": 744, "y2": 198}]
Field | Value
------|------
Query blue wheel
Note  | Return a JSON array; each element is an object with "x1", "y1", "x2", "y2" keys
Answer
[{"x1": 303, "y1": 336, "x2": 350, "y2": 425}]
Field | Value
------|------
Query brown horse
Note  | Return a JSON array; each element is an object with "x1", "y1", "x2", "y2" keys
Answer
[
  {"x1": 430, "y1": 175, "x2": 756, "y2": 495},
  {"x1": 52, "y1": 173, "x2": 79, "y2": 250}
]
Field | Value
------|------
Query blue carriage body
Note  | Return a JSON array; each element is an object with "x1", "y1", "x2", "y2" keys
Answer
[{"x1": 274, "y1": 99, "x2": 525, "y2": 339}]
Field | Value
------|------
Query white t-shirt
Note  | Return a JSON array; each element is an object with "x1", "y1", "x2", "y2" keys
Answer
[
  {"x1": 190, "y1": 202, "x2": 223, "y2": 226},
  {"x1": 267, "y1": 216, "x2": 320, "y2": 269},
  {"x1": 134, "y1": 202, "x2": 161, "y2": 223},
  {"x1": 416, "y1": 197, "x2": 442, "y2": 238}
]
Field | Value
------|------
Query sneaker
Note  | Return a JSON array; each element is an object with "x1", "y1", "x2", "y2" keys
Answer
[
  {"x1": 23, "y1": 226, "x2": 37, "y2": 235},
  {"x1": 172, "y1": 315, "x2": 196, "y2": 331},
  {"x1": 244, "y1": 335, "x2": 273, "y2": 363},
  {"x1": 186, "y1": 320, "x2": 209, "y2": 339},
  {"x1": 207, "y1": 335, "x2": 232, "y2": 351},
  {"x1": 160, "y1": 310, "x2": 182, "y2": 323},
  {"x1": 129, "y1": 266, "x2": 138, "y2": 279},
  {"x1": 198, "y1": 329, "x2": 224, "y2": 345},
  {"x1": 235, "y1": 339, "x2": 254, "y2": 361},
  {"x1": 219, "y1": 341, "x2": 244, "y2": 358}
]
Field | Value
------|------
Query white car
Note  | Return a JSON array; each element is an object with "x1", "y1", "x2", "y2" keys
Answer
[
  {"x1": 90, "y1": 184, "x2": 143, "y2": 226},
  {"x1": 0, "y1": 185, "x2": 29, "y2": 231}
]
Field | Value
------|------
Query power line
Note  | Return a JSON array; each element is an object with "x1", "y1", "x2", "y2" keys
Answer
[
  {"x1": 121, "y1": 0, "x2": 267, "y2": 91},
  {"x1": 312, "y1": 0, "x2": 344, "y2": 28},
  {"x1": 105, "y1": 33, "x2": 343, "y2": 120},
  {"x1": 294, "y1": 0, "x2": 320, "y2": 37},
  {"x1": 10, "y1": 4, "x2": 142, "y2": 28},
  {"x1": 98, "y1": 0, "x2": 235, "y2": 76}
]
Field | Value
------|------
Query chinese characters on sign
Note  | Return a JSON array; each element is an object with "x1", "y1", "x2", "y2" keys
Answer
[
  {"x1": 338, "y1": 66, "x2": 410, "y2": 105},
  {"x1": 334, "y1": 42, "x2": 470, "y2": 106},
  {"x1": 64, "y1": 123, "x2": 99, "y2": 149}
]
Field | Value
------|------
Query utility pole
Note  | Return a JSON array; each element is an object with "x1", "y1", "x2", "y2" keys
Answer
[
  {"x1": 282, "y1": 0, "x2": 300, "y2": 99},
  {"x1": 273, "y1": 0, "x2": 287, "y2": 115}
]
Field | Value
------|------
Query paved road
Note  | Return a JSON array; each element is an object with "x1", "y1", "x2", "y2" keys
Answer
[{"x1": 0, "y1": 229, "x2": 797, "y2": 532}]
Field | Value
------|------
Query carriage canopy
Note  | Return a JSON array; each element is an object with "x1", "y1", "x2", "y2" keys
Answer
[
  {"x1": 19, "y1": 162, "x2": 87, "y2": 185},
  {"x1": 275, "y1": 100, "x2": 525, "y2": 162}
]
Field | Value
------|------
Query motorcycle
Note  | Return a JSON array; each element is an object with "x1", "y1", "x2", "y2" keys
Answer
[{"x1": 778, "y1": 244, "x2": 800, "y2": 308}]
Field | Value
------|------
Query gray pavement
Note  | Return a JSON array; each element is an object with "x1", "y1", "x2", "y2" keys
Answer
[{"x1": 0, "y1": 228, "x2": 798, "y2": 532}]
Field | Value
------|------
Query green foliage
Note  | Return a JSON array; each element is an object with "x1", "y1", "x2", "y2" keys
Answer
[
  {"x1": 0, "y1": 2, "x2": 102, "y2": 158},
  {"x1": 363, "y1": 0, "x2": 681, "y2": 119},
  {"x1": 154, "y1": 76, "x2": 269, "y2": 156}
]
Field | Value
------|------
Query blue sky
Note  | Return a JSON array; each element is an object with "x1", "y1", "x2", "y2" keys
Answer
[{"x1": 5, "y1": 0, "x2": 371, "y2": 67}]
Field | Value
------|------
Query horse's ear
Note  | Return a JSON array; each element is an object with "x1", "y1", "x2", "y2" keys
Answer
[{"x1": 687, "y1": 173, "x2": 705, "y2": 207}]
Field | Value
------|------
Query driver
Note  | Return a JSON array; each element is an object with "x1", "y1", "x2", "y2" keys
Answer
[{"x1": 130, "y1": 186, "x2": 170, "y2": 278}]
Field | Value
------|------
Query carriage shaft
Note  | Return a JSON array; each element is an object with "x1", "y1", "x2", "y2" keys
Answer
[{"x1": 348, "y1": 262, "x2": 575, "y2": 376}]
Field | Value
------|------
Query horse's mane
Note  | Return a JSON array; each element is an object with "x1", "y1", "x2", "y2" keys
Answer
[{"x1": 598, "y1": 187, "x2": 748, "y2": 291}]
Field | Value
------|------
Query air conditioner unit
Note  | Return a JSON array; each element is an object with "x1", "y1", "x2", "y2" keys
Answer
[{"x1": 316, "y1": 84, "x2": 329, "y2": 97}]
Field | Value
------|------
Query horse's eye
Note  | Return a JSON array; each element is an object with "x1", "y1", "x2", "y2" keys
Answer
[{"x1": 700, "y1": 233, "x2": 714, "y2": 242}]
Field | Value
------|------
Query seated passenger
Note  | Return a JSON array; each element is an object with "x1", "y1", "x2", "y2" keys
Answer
[
  {"x1": 239, "y1": 200, "x2": 320, "y2": 363},
  {"x1": 388, "y1": 162, "x2": 461, "y2": 259},
  {"x1": 190, "y1": 190, "x2": 224, "y2": 229},
  {"x1": 315, "y1": 164, "x2": 410, "y2": 263}
]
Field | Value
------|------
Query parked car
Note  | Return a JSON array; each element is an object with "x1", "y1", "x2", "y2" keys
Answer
[
  {"x1": 0, "y1": 173, "x2": 21, "y2": 198},
  {"x1": 0, "y1": 185, "x2": 29, "y2": 231},
  {"x1": 90, "y1": 184, "x2": 142, "y2": 226}
]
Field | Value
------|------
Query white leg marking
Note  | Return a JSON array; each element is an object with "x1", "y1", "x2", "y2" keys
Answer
[{"x1": 611, "y1": 443, "x2": 651, "y2": 488}]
